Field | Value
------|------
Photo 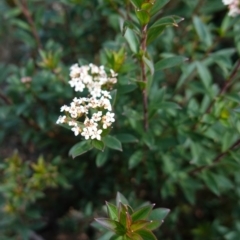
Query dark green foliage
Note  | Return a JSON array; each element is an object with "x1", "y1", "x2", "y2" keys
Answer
[{"x1": 1, "y1": 0, "x2": 240, "y2": 239}]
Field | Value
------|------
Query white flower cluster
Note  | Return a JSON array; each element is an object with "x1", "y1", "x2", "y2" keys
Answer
[
  {"x1": 56, "y1": 63, "x2": 118, "y2": 141},
  {"x1": 222, "y1": 0, "x2": 240, "y2": 17}
]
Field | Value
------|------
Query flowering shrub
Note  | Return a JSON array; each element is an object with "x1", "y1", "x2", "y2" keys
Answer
[
  {"x1": 57, "y1": 63, "x2": 117, "y2": 140},
  {"x1": 1, "y1": 0, "x2": 240, "y2": 239},
  {"x1": 222, "y1": 0, "x2": 240, "y2": 16}
]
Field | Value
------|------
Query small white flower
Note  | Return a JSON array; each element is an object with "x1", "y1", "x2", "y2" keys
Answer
[
  {"x1": 81, "y1": 127, "x2": 90, "y2": 140},
  {"x1": 61, "y1": 105, "x2": 69, "y2": 112},
  {"x1": 91, "y1": 128, "x2": 102, "y2": 140},
  {"x1": 56, "y1": 115, "x2": 66, "y2": 124},
  {"x1": 92, "y1": 111, "x2": 102, "y2": 122},
  {"x1": 71, "y1": 126, "x2": 81, "y2": 136},
  {"x1": 101, "y1": 90, "x2": 111, "y2": 99},
  {"x1": 106, "y1": 112, "x2": 115, "y2": 123}
]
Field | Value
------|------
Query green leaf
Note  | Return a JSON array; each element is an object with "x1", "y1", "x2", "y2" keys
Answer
[
  {"x1": 115, "y1": 134, "x2": 139, "y2": 143},
  {"x1": 145, "y1": 220, "x2": 162, "y2": 230},
  {"x1": 110, "y1": 89, "x2": 117, "y2": 106},
  {"x1": 118, "y1": 84, "x2": 137, "y2": 95},
  {"x1": 95, "y1": 218, "x2": 125, "y2": 234},
  {"x1": 147, "y1": 25, "x2": 166, "y2": 44},
  {"x1": 110, "y1": 235, "x2": 123, "y2": 240},
  {"x1": 92, "y1": 139, "x2": 105, "y2": 151},
  {"x1": 131, "y1": 220, "x2": 150, "y2": 231},
  {"x1": 118, "y1": 202, "x2": 129, "y2": 227},
  {"x1": 136, "y1": 9, "x2": 150, "y2": 26},
  {"x1": 135, "y1": 229, "x2": 157, "y2": 240},
  {"x1": 193, "y1": 16, "x2": 212, "y2": 48},
  {"x1": 128, "y1": 151, "x2": 143, "y2": 169},
  {"x1": 103, "y1": 136, "x2": 122, "y2": 151},
  {"x1": 116, "y1": 192, "x2": 129, "y2": 207},
  {"x1": 124, "y1": 28, "x2": 139, "y2": 53},
  {"x1": 155, "y1": 56, "x2": 187, "y2": 71},
  {"x1": 201, "y1": 172, "x2": 220, "y2": 196},
  {"x1": 106, "y1": 202, "x2": 118, "y2": 221},
  {"x1": 150, "y1": 15, "x2": 184, "y2": 29},
  {"x1": 147, "y1": 16, "x2": 184, "y2": 44},
  {"x1": 143, "y1": 56, "x2": 154, "y2": 75},
  {"x1": 132, "y1": 204, "x2": 154, "y2": 221},
  {"x1": 69, "y1": 141, "x2": 92, "y2": 158},
  {"x1": 130, "y1": 0, "x2": 143, "y2": 8},
  {"x1": 149, "y1": 208, "x2": 170, "y2": 221},
  {"x1": 141, "y1": 3, "x2": 153, "y2": 11},
  {"x1": 196, "y1": 61, "x2": 212, "y2": 89},
  {"x1": 150, "y1": 0, "x2": 170, "y2": 16},
  {"x1": 96, "y1": 150, "x2": 108, "y2": 167}
]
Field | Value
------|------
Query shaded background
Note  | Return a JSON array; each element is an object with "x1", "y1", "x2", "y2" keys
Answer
[{"x1": 1, "y1": 0, "x2": 240, "y2": 239}]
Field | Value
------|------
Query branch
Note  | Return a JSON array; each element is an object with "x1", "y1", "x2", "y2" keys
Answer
[
  {"x1": 189, "y1": 138, "x2": 240, "y2": 175},
  {"x1": 15, "y1": 0, "x2": 42, "y2": 49},
  {"x1": 140, "y1": 24, "x2": 149, "y2": 131},
  {"x1": 205, "y1": 58, "x2": 240, "y2": 114}
]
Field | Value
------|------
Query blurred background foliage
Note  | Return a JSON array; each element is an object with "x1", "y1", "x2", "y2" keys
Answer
[{"x1": 1, "y1": 0, "x2": 240, "y2": 239}]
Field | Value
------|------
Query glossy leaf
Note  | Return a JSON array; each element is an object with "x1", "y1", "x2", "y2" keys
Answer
[
  {"x1": 92, "y1": 139, "x2": 105, "y2": 151},
  {"x1": 96, "y1": 150, "x2": 108, "y2": 167},
  {"x1": 143, "y1": 56, "x2": 154, "y2": 75},
  {"x1": 95, "y1": 218, "x2": 125, "y2": 234},
  {"x1": 136, "y1": 9, "x2": 150, "y2": 26},
  {"x1": 128, "y1": 151, "x2": 143, "y2": 170},
  {"x1": 103, "y1": 136, "x2": 122, "y2": 151},
  {"x1": 69, "y1": 141, "x2": 92, "y2": 158},
  {"x1": 124, "y1": 29, "x2": 139, "y2": 53},
  {"x1": 130, "y1": 0, "x2": 143, "y2": 8},
  {"x1": 116, "y1": 192, "x2": 129, "y2": 207},
  {"x1": 131, "y1": 220, "x2": 150, "y2": 231},
  {"x1": 150, "y1": 0, "x2": 170, "y2": 16},
  {"x1": 106, "y1": 202, "x2": 118, "y2": 221},
  {"x1": 132, "y1": 204, "x2": 154, "y2": 221},
  {"x1": 115, "y1": 134, "x2": 139, "y2": 143},
  {"x1": 147, "y1": 16, "x2": 184, "y2": 44},
  {"x1": 149, "y1": 208, "x2": 170, "y2": 221},
  {"x1": 193, "y1": 16, "x2": 212, "y2": 47},
  {"x1": 135, "y1": 229, "x2": 157, "y2": 240},
  {"x1": 155, "y1": 56, "x2": 187, "y2": 71},
  {"x1": 145, "y1": 220, "x2": 162, "y2": 230}
]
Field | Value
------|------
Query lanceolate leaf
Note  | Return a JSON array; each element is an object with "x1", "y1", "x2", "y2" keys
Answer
[
  {"x1": 124, "y1": 29, "x2": 139, "y2": 53},
  {"x1": 116, "y1": 192, "x2": 129, "y2": 207},
  {"x1": 95, "y1": 218, "x2": 125, "y2": 234},
  {"x1": 69, "y1": 141, "x2": 92, "y2": 158},
  {"x1": 136, "y1": 9, "x2": 150, "y2": 26},
  {"x1": 92, "y1": 139, "x2": 105, "y2": 151},
  {"x1": 149, "y1": 208, "x2": 170, "y2": 221},
  {"x1": 132, "y1": 204, "x2": 154, "y2": 221},
  {"x1": 143, "y1": 56, "x2": 154, "y2": 75},
  {"x1": 150, "y1": 0, "x2": 170, "y2": 16},
  {"x1": 147, "y1": 16, "x2": 184, "y2": 44},
  {"x1": 155, "y1": 56, "x2": 187, "y2": 71},
  {"x1": 115, "y1": 134, "x2": 138, "y2": 143},
  {"x1": 130, "y1": 220, "x2": 150, "y2": 231},
  {"x1": 103, "y1": 136, "x2": 122, "y2": 151},
  {"x1": 130, "y1": 0, "x2": 143, "y2": 9},
  {"x1": 135, "y1": 229, "x2": 157, "y2": 240},
  {"x1": 145, "y1": 220, "x2": 162, "y2": 230},
  {"x1": 96, "y1": 150, "x2": 108, "y2": 167},
  {"x1": 193, "y1": 16, "x2": 212, "y2": 48},
  {"x1": 106, "y1": 202, "x2": 118, "y2": 221}
]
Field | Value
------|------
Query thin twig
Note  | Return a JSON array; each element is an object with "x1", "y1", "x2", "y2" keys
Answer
[
  {"x1": 192, "y1": 58, "x2": 240, "y2": 131},
  {"x1": 140, "y1": 24, "x2": 149, "y2": 131},
  {"x1": 15, "y1": 0, "x2": 42, "y2": 49},
  {"x1": 189, "y1": 139, "x2": 240, "y2": 175},
  {"x1": 205, "y1": 59, "x2": 240, "y2": 114}
]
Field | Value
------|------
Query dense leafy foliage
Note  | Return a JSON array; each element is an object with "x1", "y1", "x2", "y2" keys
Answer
[{"x1": 1, "y1": 0, "x2": 240, "y2": 239}]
